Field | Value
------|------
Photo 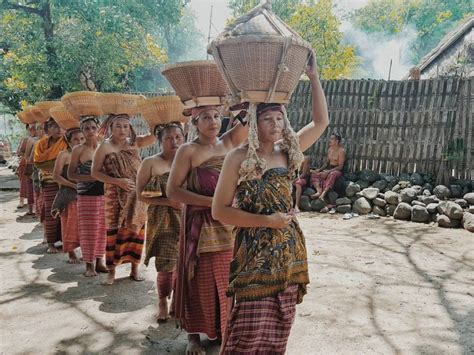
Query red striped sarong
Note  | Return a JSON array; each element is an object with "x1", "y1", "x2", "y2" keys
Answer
[
  {"x1": 26, "y1": 176, "x2": 34, "y2": 205},
  {"x1": 77, "y1": 195, "x2": 106, "y2": 263},
  {"x1": 157, "y1": 271, "x2": 175, "y2": 299},
  {"x1": 181, "y1": 249, "x2": 233, "y2": 340},
  {"x1": 42, "y1": 183, "x2": 61, "y2": 244},
  {"x1": 221, "y1": 284, "x2": 299, "y2": 354},
  {"x1": 60, "y1": 201, "x2": 79, "y2": 252},
  {"x1": 106, "y1": 226, "x2": 145, "y2": 267},
  {"x1": 35, "y1": 191, "x2": 43, "y2": 220},
  {"x1": 18, "y1": 158, "x2": 28, "y2": 199}
]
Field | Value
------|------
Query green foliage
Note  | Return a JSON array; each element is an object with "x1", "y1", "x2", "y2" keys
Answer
[
  {"x1": 288, "y1": 0, "x2": 357, "y2": 79},
  {"x1": 353, "y1": 0, "x2": 473, "y2": 63},
  {"x1": 228, "y1": 0, "x2": 311, "y2": 22},
  {"x1": 0, "y1": 0, "x2": 201, "y2": 113}
]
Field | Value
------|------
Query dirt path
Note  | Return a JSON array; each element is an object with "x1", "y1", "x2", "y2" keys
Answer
[{"x1": 1, "y1": 167, "x2": 473, "y2": 354}]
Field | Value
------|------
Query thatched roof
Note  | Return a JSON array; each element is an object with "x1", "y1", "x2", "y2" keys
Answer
[{"x1": 417, "y1": 16, "x2": 473, "y2": 73}]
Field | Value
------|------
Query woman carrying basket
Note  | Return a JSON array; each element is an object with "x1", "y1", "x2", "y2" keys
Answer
[{"x1": 212, "y1": 56, "x2": 329, "y2": 354}]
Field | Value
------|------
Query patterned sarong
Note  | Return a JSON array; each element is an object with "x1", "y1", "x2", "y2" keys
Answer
[
  {"x1": 103, "y1": 150, "x2": 147, "y2": 267},
  {"x1": 311, "y1": 169, "x2": 343, "y2": 191},
  {"x1": 221, "y1": 284, "x2": 298, "y2": 354},
  {"x1": 18, "y1": 157, "x2": 28, "y2": 199},
  {"x1": 60, "y1": 201, "x2": 79, "y2": 252},
  {"x1": 157, "y1": 271, "x2": 175, "y2": 299},
  {"x1": 175, "y1": 156, "x2": 234, "y2": 339},
  {"x1": 144, "y1": 173, "x2": 181, "y2": 272},
  {"x1": 77, "y1": 195, "x2": 106, "y2": 263},
  {"x1": 42, "y1": 183, "x2": 61, "y2": 244}
]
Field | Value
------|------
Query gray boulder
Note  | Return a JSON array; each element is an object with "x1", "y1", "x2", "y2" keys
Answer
[
  {"x1": 463, "y1": 193, "x2": 474, "y2": 205},
  {"x1": 411, "y1": 206, "x2": 430, "y2": 223},
  {"x1": 410, "y1": 173, "x2": 424, "y2": 186},
  {"x1": 345, "y1": 172, "x2": 359, "y2": 182},
  {"x1": 361, "y1": 187, "x2": 379, "y2": 200},
  {"x1": 373, "y1": 205, "x2": 386, "y2": 216},
  {"x1": 449, "y1": 185, "x2": 463, "y2": 198},
  {"x1": 336, "y1": 197, "x2": 352, "y2": 206},
  {"x1": 422, "y1": 195, "x2": 439, "y2": 205},
  {"x1": 346, "y1": 182, "x2": 361, "y2": 197},
  {"x1": 437, "y1": 215, "x2": 461, "y2": 228},
  {"x1": 336, "y1": 204, "x2": 352, "y2": 214},
  {"x1": 412, "y1": 200, "x2": 426, "y2": 207},
  {"x1": 437, "y1": 201, "x2": 463, "y2": 220},
  {"x1": 385, "y1": 204, "x2": 397, "y2": 216},
  {"x1": 384, "y1": 191, "x2": 399, "y2": 205},
  {"x1": 373, "y1": 197, "x2": 387, "y2": 208},
  {"x1": 353, "y1": 197, "x2": 372, "y2": 215},
  {"x1": 422, "y1": 183, "x2": 433, "y2": 193},
  {"x1": 399, "y1": 181, "x2": 411, "y2": 189},
  {"x1": 399, "y1": 188, "x2": 417, "y2": 203},
  {"x1": 411, "y1": 185, "x2": 423, "y2": 195},
  {"x1": 371, "y1": 179, "x2": 388, "y2": 191},
  {"x1": 320, "y1": 207, "x2": 329, "y2": 213},
  {"x1": 455, "y1": 199, "x2": 468, "y2": 209},
  {"x1": 422, "y1": 189, "x2": 431, "y2": 197},
  {"x1": 392, "y1": 184, "x2": 402, "y2": 192},
  {"x1": 426, "y1": 203, "x2": 439, "y2": 214},
  {"x1": 469, "y1": 206, "x2": 474, "y2": 214},
  {"x1": 394, "y1": 203, "x2": 412, "y2": 220},
  {"x1": 303, "y1": 187, "x2": 316, "y2": 196},
  {"x1": 311, "y1": 199, "x2": 326, "y2": 212},
  {"x1": 462, "y1": 212, "x2": 474, "y2": 232},
  {"x1": 355, "y1": 180, "x2": 370, "y2": 189},
  {"x1": 433, "y1": 185, "x2": 451, "y2": 200},
  {"x1": 359, "y1": 169, "x2": 380, "y2": 183},
  {"x1": 299, "y1": 196, "x2": 312, "y2": 212},
  {"x1": 327, "y1": 191, "x2": 338, "y2": 205}
]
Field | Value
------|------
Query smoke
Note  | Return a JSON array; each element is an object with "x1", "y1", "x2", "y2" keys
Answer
[{"x1": 341, "y1": 21, "x2": 418, "y2": 80}]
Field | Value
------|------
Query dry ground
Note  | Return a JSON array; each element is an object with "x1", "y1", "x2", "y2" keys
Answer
[{"x1": 0, "y1": 167, "x2": 473, "y2": 355}]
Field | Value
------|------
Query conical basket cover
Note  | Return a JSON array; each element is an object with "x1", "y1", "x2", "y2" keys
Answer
[
  {"x1": 208, "y1": 2, "x2": 312, "y2": 104},
  {"x1": 17, "y1": 110, "x2": 36, "y2": 125},
  {"x1": 35, "y1": 101, "x2": 62, "y2": 123},
  {"x1": 49, "y1": 105, "x2": 80, "y2": 130},
  {"x1": 139, "y1": 96, "x2": 187, "y2": 128},
  {"x1": 61, "y1": 91, "x2": 103, "y2": 118},
  {"x1": 97, "y1": 93, "x2": 145, "y2": 116},
  {"x1": 161, "y1": 60, "x2": 229, "y2": 109}
]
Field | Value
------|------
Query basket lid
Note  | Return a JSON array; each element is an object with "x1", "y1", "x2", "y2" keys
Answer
[
  {"x1": 161, "y1": 60, "x2": 229, "y2": 109},
  {"x1": 139, "y1": 96, "x2": 187, "y2": 128},
  {"x1": 17, "y1": 110, "x2": 36, "y2": 125},
  {"x1": 61, "y1": 91, "x2": 103, "y2": 118},
  {"x1": 208, "y1": 2, "x2": 312, "y2": 104},
  {"x1": 34, "y1": 101, "x2": 62, "y2": 123},
  {"x1": 49, "y1": 105, "x2": 80, "y2": 130}
]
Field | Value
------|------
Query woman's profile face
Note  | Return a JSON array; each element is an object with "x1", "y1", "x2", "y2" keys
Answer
[{"x1": 257, "y1": 110, "x2": 284, "y2": 143}]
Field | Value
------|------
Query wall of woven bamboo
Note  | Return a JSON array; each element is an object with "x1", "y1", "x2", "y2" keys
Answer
[{"x1": 132, "y1": 77, "x2": 473, "y2": 181}]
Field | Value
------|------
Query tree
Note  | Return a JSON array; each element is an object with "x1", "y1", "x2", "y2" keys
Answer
[
  {"x1": 352, "y1": 0, "x2": 473, "y2": 63},
  {"x1": 0, "y1": 0, "x2": 201, "y2": 113},
  {"x1": 288, "y1": 0, "x2": 357, "y2": 79},
  {"x1": 228, "y1": 0, "x2": 311, "y2": 22}
]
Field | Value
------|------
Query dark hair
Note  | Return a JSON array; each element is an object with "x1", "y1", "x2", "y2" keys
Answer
[
  {"x1": 64, "y1": 128, "x2": 82, "y2": 145},
  {"x1": 154, "y1": 122, "x2": 184, "y2": 141},
  {"x1": 99, "y1": 114, "x2": 136, "y2": 145},
  {"x1": 80, "y1": 116, "x2": 100, "y2": 130},
  {"x1": 45, "y1": 118, "x2": 59, "y2": 130},
  {"x1": 331, "y1": 131, "x2": 342, "y2": 143}
]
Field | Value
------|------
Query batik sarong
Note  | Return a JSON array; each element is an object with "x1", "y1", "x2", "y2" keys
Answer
[{"x1": 103, "y1": 150, "x2": 147, "y2": 267}]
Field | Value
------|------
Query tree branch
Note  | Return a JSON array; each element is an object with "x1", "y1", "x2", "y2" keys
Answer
[{"x1": 2, "y1": 0, "x2": 43, "y2": 16}]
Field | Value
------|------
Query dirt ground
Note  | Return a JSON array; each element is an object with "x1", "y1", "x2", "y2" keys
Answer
[{"x1": 1, "y1": 166, "x2": 473, "y2": 355}]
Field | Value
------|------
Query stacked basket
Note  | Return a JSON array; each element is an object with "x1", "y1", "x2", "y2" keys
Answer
[
  {"x1": 34, "y1": 101, "x2": 62, "y2": 123},
  {"x1": 97, "y1": 93, "x2": 145, "y2": 116},
  {"x1": 207, "y1": 2, "x2": 312, "y2": 104},
  {"x1": 49, "y1": 105, "x2": 80, "y2": 130},
  {"x1": 139, "y1": 96, "x2": 187, "y2": 129},
  {"x1": 17, "y1": 109, "x2": 36, "y2": 125},
  {"x1": 161, "y1": 60, "x2": 229, "y2": 109},
  {"x1": 61, "y1": 91, "x2": 102, "y2": 119}
]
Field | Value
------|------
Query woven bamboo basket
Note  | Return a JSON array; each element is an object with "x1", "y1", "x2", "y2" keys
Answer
[
  {"x1": 35, "y1": 101, "x2": 62, "y2": 123},
  {"x1": 24, "y1": 106, "x2": 43, "y2": 123},
  {"x1": 139, "y1": 96, "x2": 187, "y2": 128},
  {"x1": 49, "y1": 105, "x2": 80, "y2": 130},
  {"x1": 17, "y1": 110, "x2": 35, "y2": 125},
  {"x1": 161, "y1": 61, "x2": 229, "y2": 109},
  {"x1": 97, "y1": 93, "x2": 145, "y2": 116},
  {"x1": 207, "y1": 2, "x2": 312, "y2": 104},
  {"x1": 61, "y1": 91, "x2": 103, "y2": 118}
]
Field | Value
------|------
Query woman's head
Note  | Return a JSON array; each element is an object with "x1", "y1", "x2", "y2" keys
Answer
[
  {"x1": 256, "y1": 103, "x2": 285, "y2": 143},
  {"x1": 65, "y1": 128, "x2": 85, "y2": 147},
  {"x1": 155, "y1": 123, "x2": 185, "y2": 155},
  {"x1": 80, "y1": 117, "x2": 100, "y2": 140},
  {"x1": 99, "y1": 114, "x2": 136, "y2": 145},
  {"x1": 46, "y1": 119, "x2": 64, "y2": 139},
  {"x1": 27, "y1": 124, "x2": 37, "y2": 137},
  {"x1": 329, "y1": 131, "x2": 341, "y2": 147},
  {"x1": 191, "y1": 106, "x2": 222, "y2": 138}
]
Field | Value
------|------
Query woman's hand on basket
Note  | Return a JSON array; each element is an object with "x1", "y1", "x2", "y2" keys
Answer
[{"x1": 305, "y1": 50, "x2": 318, "y2": 79}]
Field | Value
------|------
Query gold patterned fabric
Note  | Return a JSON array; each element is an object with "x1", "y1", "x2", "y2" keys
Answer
[
  {"x1": 227, "y1": 167, "x2": 309, "y2": 303},
  {"x1": 144, "y1": 173, "x2": 181, "y2": 272}
]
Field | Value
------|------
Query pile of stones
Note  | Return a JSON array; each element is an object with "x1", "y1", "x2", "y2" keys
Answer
[{"x1": 299, "y1": 169, "x2": 474, "y2": 233}]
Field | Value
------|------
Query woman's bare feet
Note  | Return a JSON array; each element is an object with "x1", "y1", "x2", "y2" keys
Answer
[
  {"x1": 46, "y1": 245, "x2": 59, "y2": 254},
  {"x1": 84, "y1": 262, "x2": 97, "y2": 277},
  {"x1": 104, "y1": 268, "x2": 115, "y2": 285},
  {"x1": 156, "y1": 297, "x2": 169, "y2": 323},
  {"x1": 186, "y1": 334, "x2": 205, "y2": 355},
  {"x1": 68, "y1": 251, "x2": 81, "y2": 264},
  {"x1": 95, "y1": 258, "x2": 108, "y2": 273},
  {"x1": 129, "y1": 263, "x2": 144, "y2": 282}
]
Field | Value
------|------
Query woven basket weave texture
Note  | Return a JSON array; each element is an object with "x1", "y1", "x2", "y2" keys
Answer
[{"x1": 61, "y1": 91, "x2": 103, "y2": 118}]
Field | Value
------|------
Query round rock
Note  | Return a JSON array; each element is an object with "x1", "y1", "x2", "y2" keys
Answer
[
  {"x1": 346, "y1": 183, "x2": 361, "y2": 197},
  {"x1": 299, "y1": 195, "x2": 312, "y2": 212},
  {"x1": 311, "y1": 199, "x2": 326, "y2": 212},
  {"x1": 336, "y1": 197, "x2": 352, "y2": 206},
  {"x1": 411, "y1": 205, "x2": 430, "y2": 223},
  {"x1": 361, "y1": 187, "x2": 379, "y2": 200},
  {"x1": 302, "y1": 187, "x2": 316, "y2": 197},
  {"x1": 433, "y1": 185, "x2": 451, "y2": 200},
  {"x1": 385, "y1": 204, "x2": 396, "y2": 216},
  {"x1": 410, "y1": 173, "x2": 424, "y2": 186},
  {"x1": 384, "y1": 191, "x2": 399, "y2": 205},
  {"x1": 449, "y1": 185, "x2": 463, "y2": 198},
  {"x1": 463, "y1": 192, "x2": 474, "y2": 205},
  {"x1": 373, "y1": 205, "x2": 386, "y2": 216},
  {"x1": 455, "y1": 199, "x2": 468, "y2": 209},
  {"x1": 336, "y1": 204, "x2": 352, "y2": 214},
  {"x1": 437, "y1": 214, "x2": 461, "y2": 228},
  {"x1": 373, "y1": 197, "x2": 387, "y2": 208},
  {"x1": 352, "y1": 197, "x2": 372, "y2": 215},
  {"x1": 371, "y1": 179, "x2": 388, "y2": 191},
  {"x1": 462, "y1": 212, "x2": 474, "y2": 232},
  {"x1": 399, "y1": 188, "x2": 417, "y2": 203},
  {"x1": 394, "y1": 202, "x2": 412, "y2": 220},
  {"x1": 411, "y1": 200, "x2": 426, "y2": 207},
  {"x1": 437, "y1": 201, "x2": 463, "y2": 220},
  {"x1": 359, "y1": 169, "x2": 380, "y2": 183},
  {"x1": 426, "y1": 203, "x2": 439, "y2": 214}
]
